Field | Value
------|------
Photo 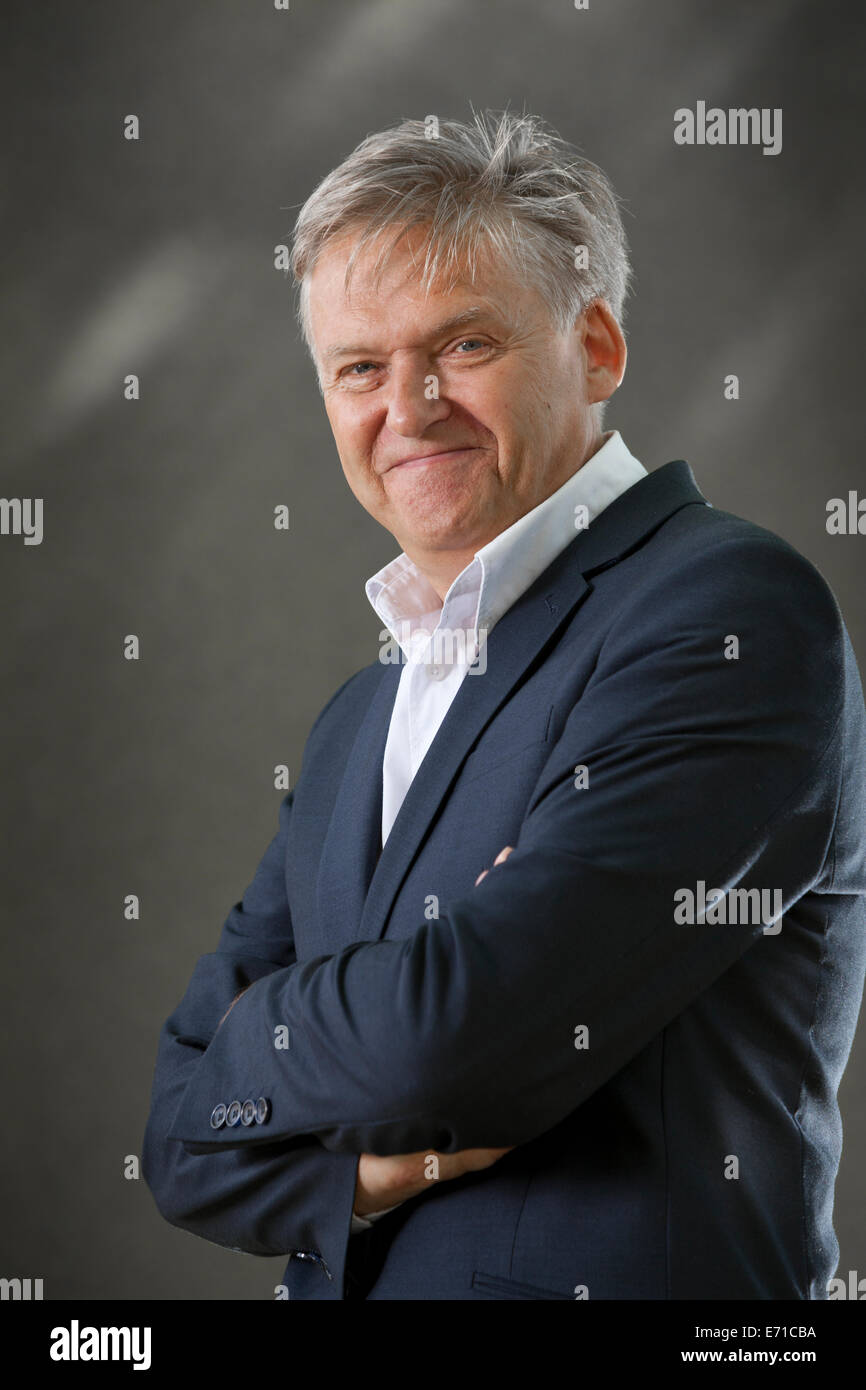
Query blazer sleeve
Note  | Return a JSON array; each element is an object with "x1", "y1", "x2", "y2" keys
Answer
[
  {"x1": 164, "y1": 534, "x2": 850, "y2": 1158},
  {"x1": 141, "y1": 788, "x2": 359, "y2": 1269}
]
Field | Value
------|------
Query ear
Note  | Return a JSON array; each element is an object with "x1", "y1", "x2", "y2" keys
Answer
[{"x1": 580, "y1": 299, "x2": 627, "y2": 405}]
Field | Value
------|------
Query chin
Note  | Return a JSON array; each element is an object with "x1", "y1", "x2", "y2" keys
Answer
[
  {"x1": 394, "y1": 494, "x2": 493, "y2": 546},
  {"x1": 398, "y1": 503, "x2": 483, "y2": 543}
]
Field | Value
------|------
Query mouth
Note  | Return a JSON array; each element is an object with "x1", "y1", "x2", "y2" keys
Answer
[{"x1": 384, "y1": 447, "x2": 482, "y2": 473}]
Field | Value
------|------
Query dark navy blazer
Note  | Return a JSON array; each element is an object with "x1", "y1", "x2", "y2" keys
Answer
[{"x1": 142, "y1": 460, "x2": 866, "y2": 1300}]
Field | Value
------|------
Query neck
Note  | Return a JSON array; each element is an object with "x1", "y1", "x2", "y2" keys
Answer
[{"x1": 414, "y1": 548, "x2": 481, "y2": 604}]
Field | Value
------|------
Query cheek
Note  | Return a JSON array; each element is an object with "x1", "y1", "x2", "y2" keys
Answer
[
  {"x1": 514, "y1": 368, "x2": 569, "y2": 448},
  {"x1": 328, "y1": 405, "x2": 376, "y2": 468},
  {"x1": 464, "y1": 358, "x2": 552, "y2": 442},
  {"x1": 471, "y1": 386, "x2": 544, "y2": 459},
  {"x1": 452, "y1": 377, "x2": 518, "y2": 446},
  {"x1": 328, "y1": 409, "x2": 393, "y2": 515}
]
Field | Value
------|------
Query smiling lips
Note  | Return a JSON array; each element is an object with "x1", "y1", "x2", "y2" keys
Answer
[{"x1": 385, "y1": 447, "x2": 481, "y2": 472}]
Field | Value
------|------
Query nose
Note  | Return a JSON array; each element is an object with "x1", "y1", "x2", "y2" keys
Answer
[{"x1": 384, "y1": 356, "x2": 452, "y2": 436}]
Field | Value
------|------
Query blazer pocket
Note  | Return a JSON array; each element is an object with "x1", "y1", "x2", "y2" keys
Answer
[
  {"x1": 459, "y1": 706, "x2": 555, "y2": 787},
  {"x1": 471, "y1": 1270, "x2": 575, "y2": 1301},
  {"x1": 460, "y1": 737, "x2": 549, "y2": 787}
]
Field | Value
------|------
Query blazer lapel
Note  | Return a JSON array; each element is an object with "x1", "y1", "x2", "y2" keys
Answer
[
  {"x1": 354, "y1": 565, "x2": 592, "y2": 945},
  {"x1": 315, "y1": 661, "x2": 399, "y2": 955}
]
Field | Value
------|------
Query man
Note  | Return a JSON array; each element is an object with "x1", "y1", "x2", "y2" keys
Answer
[{"x1": 142, "y1": 111, "x2": 866, "y2": 1300}]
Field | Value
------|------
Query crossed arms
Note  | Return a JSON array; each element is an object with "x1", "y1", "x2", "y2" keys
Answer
[{"x1": 142, "y1": 537, "x2": 844, "y2": 1254}]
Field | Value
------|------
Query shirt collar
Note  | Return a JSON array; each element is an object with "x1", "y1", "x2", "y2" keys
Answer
[{"x1": 365, "y1": 430, "x2": 646, "y2": 660}]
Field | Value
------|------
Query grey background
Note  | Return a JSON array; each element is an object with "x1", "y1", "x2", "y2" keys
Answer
[{"x1": 1, "y1": 0, "x2": 864, "y2": 1299}]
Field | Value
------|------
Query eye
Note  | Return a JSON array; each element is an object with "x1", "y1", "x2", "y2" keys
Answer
[
  {"x1": 455, "y1": 338, "x2": 485, "y2": 352},
  {"x1": 337, "y1": 360, "x2": 382, "y2": 389}
]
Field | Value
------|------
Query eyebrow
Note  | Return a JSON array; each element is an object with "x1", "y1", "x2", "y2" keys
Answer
[{"x1": 322, "y1": 306, "x2": 496, "y2": 361}]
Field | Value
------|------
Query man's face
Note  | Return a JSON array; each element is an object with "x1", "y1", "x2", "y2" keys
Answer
[{"x1": 306, "y1": 226, "x2": 621, "y2": 589}]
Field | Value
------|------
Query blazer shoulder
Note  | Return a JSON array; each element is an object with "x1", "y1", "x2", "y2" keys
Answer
[
  {"x1": 652, "y1": 497, "x2": 842, "y2": 615},
  {"x1": 307, "y1": 658, "x2": 389, "y2": 741},
  {"x1": 605, "y1": 502, "x2": 849, "y2": 698}
]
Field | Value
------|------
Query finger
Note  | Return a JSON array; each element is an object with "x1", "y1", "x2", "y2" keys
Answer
[{"x1": 476, "y1": 845, "x2": 514, "y2": 886}]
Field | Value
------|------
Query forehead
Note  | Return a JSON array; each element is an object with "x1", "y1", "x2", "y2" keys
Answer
[{"x1": 306, "y1": 227, "x2": 542, "y2": 352}]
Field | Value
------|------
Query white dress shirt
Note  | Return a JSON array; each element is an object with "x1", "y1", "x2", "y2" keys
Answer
[{"x1": 350, "y1": 429, "x2": 647, "y2": 1232}]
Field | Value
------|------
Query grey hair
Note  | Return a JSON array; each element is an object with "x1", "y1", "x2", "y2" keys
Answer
[{"x1": 290, "y1": 110, "x2": 631, "y2": 417}]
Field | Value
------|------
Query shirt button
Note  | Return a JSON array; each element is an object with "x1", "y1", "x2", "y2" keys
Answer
[
  {"x1": 226, "y1": 1100, "x2": 242, "y2": 1127},
  {"x1": 210, "y1": 1103, "x2": 227, "y2": 1129}
]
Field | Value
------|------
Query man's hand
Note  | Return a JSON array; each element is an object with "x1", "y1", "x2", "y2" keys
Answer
[
  {"x1": 354, "y1": 1145, "x2": 514, "y2": 1216},
  {"x1": 475, "y1": 844, "x2": 514, "y2": 884},
  {"x1": 354, "y1": 844, "x2": 518, "y2": 1218},
  {"x1": 218, "y1": 987, "x2": 250, "y2": 1028},
  {"x1": 221, "y1": 852, "x2": 519, "y2": 1220}
]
